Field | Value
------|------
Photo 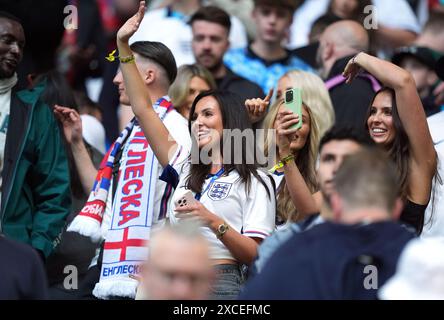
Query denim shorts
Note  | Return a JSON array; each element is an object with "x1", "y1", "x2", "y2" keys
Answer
[{"x1": 210, "y1": 264, "x2": 245, "y2": 300}]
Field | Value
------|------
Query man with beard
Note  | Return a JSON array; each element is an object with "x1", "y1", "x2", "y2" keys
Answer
[
  {"x1": 317, "y1": 20, "x2": 376, "y2": 132},
  {"x1": 190, "y1": 6, "x2": 265, "y2": 111}
]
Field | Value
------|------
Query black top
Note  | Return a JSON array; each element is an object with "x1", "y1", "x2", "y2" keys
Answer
[
  {"x1": 400, "y1": 199, "x2": 428, "y2": 235},
  {"x1": 327, "y1": 55, "x2": 377, "y2": 132},
  {"x1": 0, "y1": 235, "x2": 48, "y2": 299},
  {"x1": 240, "y1": 221, "x2": 414, "y2": 300},
  {"x1": 216, "y1": 66, "x2": 265, "y2": 103}
]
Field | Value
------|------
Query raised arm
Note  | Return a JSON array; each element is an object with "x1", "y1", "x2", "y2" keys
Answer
[
  {"x1": 275, "y1": 108, "x2": 321, "y2": 216},
  {"x1": 115, "y1": 1, "x2": 177, "y2": 167},
  {"x1": 54, "y1": 105, "x2": 97, "y2": 194},
  {"x1": 343, "y1": 52, "x2": 437, "y2": 202}
]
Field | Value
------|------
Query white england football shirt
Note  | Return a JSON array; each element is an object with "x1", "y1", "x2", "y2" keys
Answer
[{"x1": 164, "y1": 145, "x2": 276, "y2": 261}]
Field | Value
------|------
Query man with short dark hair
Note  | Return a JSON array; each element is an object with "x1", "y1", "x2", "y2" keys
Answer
[
  {"x1": 242, "y1": 148, "x2": 415, "y2": 300},
  {"x1": 54, "y1": 40, "x2": 191, "y2": 299},
  {"x1": 0, "y1": 11, "x2": 71, "y2": 260},
  {"x1": 190, "y1": 6, "x2": 265, "y2": 109},
  {"x1": 224, "y1": 0, "x2": 312, "y2": 94},
  {"x1": 252, "y1": 126, "x2": 374, "y2": 275},
  {"x1": 130, "y1": 0, "x2": 247, "y2": 66}
]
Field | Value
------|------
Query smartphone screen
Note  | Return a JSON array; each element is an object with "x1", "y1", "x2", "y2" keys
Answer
[{"x1": 284, "y1": 88, "x2": 302, "y2": 130}]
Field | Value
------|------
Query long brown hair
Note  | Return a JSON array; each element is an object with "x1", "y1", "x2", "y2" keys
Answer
[
  {"x1": 185, "y1": 90, "x2": 273, "y2": 198},
  {"x1": 365, "y1": 87, "x2": 410, "y2": 199}
]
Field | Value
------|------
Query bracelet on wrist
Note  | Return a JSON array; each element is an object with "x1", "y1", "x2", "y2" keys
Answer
[
  {"x1": 268, "y1": 154, "x2": 295, "y2": 173},
  {"x1": 119, "y1": 54, "x2": 135, "y2": 64},
  {"x1": 105, "y1": 50, "x2": 135, "y2": 64}
]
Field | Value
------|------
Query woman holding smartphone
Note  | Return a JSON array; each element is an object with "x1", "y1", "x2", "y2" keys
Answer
[
  {"x1": 248, "y1": 70, "x2": 335, "y2": 229},
  {"x1": 343, "y1": 52, "x2": 437, "y2": 234},
  {"x1": 115, "y1": 2, "x2": 275, "y2": 299}
]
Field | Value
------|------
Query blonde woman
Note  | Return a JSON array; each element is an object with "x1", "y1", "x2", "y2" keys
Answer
[
  {"x1": 250, "y1": 70, "x2": 335, "y2": 228},
  {"x1": 169, "y1": 64, "x2": 216, "y2": 119}
]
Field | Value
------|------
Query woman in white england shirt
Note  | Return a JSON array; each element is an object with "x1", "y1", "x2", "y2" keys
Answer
[{"x1": 116, "y1": 2, "x2": 275, "y2": 299}]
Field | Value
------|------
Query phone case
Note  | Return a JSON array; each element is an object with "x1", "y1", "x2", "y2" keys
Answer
[
  {"x1": 174, "y1": 190, "x2": 196, "y2": 209},
  {"x1": 284, "y1": 88, "x2": 303, "y2": 130}
]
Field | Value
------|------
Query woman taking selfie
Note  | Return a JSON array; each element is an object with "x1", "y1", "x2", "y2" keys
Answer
[{"x1": 258, "y1": 70, "x2": 334, "y2": 228}]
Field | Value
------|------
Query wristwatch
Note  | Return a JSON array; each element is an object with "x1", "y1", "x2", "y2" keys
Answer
[{"x1": 216, "y1": 222, "x2": 229, "y2": 239}]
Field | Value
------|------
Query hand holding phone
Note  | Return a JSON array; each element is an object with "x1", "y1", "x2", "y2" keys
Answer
[
  {"x1": 174, "y1": 190, "x2": 197, "y2": 210},
  {"x1": 284, "y1": 88, "x2": 303, "y2": 130}
]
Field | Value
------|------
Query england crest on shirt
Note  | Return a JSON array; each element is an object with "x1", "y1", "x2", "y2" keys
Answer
[{"x1": 208, "y1": 182, "x2": 232, "y2": 201}]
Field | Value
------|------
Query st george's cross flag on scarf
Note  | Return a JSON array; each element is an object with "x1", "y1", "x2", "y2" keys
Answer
[{"x1": 67, "y1": 97, "x2": 174, "y2": 299}]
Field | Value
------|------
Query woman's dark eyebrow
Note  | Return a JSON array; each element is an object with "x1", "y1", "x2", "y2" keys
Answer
[{"x1": 200, "y1": 107, "x2": 213, "y2": 113}]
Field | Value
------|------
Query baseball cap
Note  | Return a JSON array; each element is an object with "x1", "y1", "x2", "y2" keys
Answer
[{"x1": 392, "y1": 46, "x2": 438, "y2": 70}]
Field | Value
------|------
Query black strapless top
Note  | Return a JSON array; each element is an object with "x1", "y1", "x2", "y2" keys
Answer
[{"x1": 400, "y1": 200, "x2": 428, "y2": 235}]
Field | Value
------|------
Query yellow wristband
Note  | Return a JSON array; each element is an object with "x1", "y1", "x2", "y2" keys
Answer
[
  {"x1": 268, "y1": 154, "x2": 295, "y2": 173},
  {"x1": 119, "y1": 54, "x2": 135, "y2": 64}
]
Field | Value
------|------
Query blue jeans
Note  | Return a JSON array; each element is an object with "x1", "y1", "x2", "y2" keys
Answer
[{"x1": 210, "y1": 264, "x2": 245, "y2": 300}]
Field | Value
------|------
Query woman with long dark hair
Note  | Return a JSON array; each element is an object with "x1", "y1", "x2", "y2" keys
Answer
[
  {"x1": 115, "y1": 2, "x2": 275, "y2": 299},
  {"x1": 343, "y1": 52, "x2": 437, "y2": 234}
]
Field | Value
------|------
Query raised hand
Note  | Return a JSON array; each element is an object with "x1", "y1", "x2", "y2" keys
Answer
[
  {"x1": 342, "y1": 52, "x2": 363, "y2": 84},
  {"x1": 275, "y1": 108, "x2": 300, "y2": 157},
  {"x1": 53, "y1": 105, "x2": 83, "y2": 145},
  {"x1": 116, "y1": 0, "x2": 146, "y2": 44},
  {"x1": 245, "y1": 88, "x2": 274, "y2": 123}
]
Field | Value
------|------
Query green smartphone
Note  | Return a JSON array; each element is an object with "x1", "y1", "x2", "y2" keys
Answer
[{"x1": 284, "y1": 88, "x2": 303, "y2": 130}]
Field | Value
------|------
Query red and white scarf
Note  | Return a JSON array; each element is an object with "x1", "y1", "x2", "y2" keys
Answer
[{"x1": 68, "y1": 97, "x2": 173, "y2": 299}]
